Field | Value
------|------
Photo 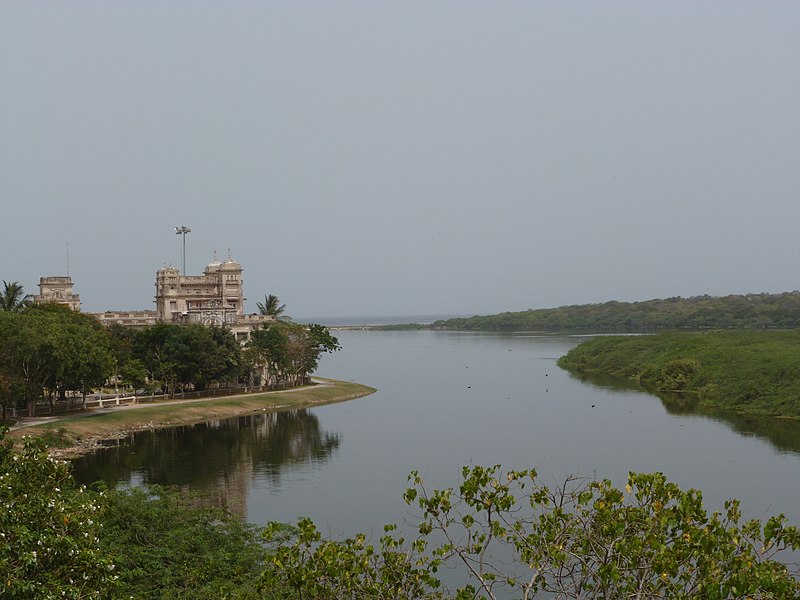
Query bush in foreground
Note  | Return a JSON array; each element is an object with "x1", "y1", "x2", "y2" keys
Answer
[
  {"x1": 0, "y1": 429, "x2": 118, "y2": 599},
  {"x1": 99, "y1": 486, "x2": 266, "y2": 599},
  {"x1": 263, "y1": 466, "x2": 800, "y2": 599}
]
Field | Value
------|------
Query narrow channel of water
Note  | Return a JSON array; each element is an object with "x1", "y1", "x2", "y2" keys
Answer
[{"x1": 73, "y1": 330, "x2": 800, "y2": 537}]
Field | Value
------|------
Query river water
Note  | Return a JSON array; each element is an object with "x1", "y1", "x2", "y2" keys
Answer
[{"x1": 73, "y1": 330, "x2": 800, "y2": 538}]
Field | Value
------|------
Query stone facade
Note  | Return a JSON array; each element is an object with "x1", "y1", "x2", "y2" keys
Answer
[
  {"x1": 33, "y1": 276, "x2": 81, "y2": 311},
  {"x1": 154, "y1": 254, "x2": 273, "y2": 340},
  {"x1": 93, "y1": 310, "x2": 158, "y2": 328}
]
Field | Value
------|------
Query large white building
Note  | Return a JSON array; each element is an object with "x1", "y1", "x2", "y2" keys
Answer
[
  {"x1": 37, "y1": 252, "x2": 273, "y2": 339},
  {"x1": 154, "y1": 253, "x2": 273, "y2": 340}
]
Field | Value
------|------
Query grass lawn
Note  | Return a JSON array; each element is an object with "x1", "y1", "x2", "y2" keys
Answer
[{"x1": 8, "y1": 379, "x2": 376, "y2": 457}]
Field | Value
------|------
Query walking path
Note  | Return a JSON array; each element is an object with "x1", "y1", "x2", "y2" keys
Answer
[{"x1": 8, "y1": 379, "x2": 331, "y2": 432}]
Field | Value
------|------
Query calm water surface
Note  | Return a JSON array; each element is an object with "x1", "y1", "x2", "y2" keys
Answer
[{"x1": 73, "y1": 330, "x2": 800, "y2": 535}]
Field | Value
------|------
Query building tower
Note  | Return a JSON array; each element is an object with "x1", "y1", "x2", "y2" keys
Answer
[{"x1": 34, "y1": 276, "x2": 81, "y2": 311}]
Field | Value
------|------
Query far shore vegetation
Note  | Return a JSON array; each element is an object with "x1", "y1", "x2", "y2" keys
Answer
[
  {"x1": 558, "y1": 330, "x2": 800, "y2": 418},
  {"x1": 369, "y1": 293, "x2": 800, "y2": 422},
  {"x1": 404, "y1": 291, "x2": 800, "y2": 332}
]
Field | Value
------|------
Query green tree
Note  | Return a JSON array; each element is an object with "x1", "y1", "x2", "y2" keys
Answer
[
  {"x1": 0, "y1": 309, "x2": 58, "y2": 416},
  {"x1": 248, "y1": 323, "x2": 292, "y2": 387},
  {"x1": 261, "y1": 518, "x2": 442, "y2": 599},
  {"x1": 99, "y1": 485, "x2": 266, "y2": 599},
  {"x1": 119, "y1": 358, "x2": 148, "y2": 391},
  {"x1": 0, "y1": 429, "x2": 119, "y2": 598},
  {"x1": 257, "y1": 294, "x2": 290, "y2": 321},
  {"x1": 132, "y1": 323, "x2": 242, "y2": 395},
  {"x1": 297, "y1": 323, "x2": 341, "y2": 379},
  {"x1": 0, "y1": 305, "x2": 119, "y2": 415},
  {"x1": 50, "y1": 308, "x2": 115, "y2": 409},
  {"x1": 0, "y1": 280, "x2": 28, "y2": 312},
  {"x1": 205, "y1": 324, "x2": 242, "y2": 387},
  {"x1": 0, "y1": 372, "x2": 14, "y2": 421},
  {"x1": 247, "y1": 322, "x2": 339, "y2": 388},
  {"x1": 107, "y1": 323, "x2": 138, "y2": 391}
]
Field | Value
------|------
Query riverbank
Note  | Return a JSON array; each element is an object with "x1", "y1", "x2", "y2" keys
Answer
[
  {"x1": 558, "y1": 330, "x2": 800, "y2": 418},
  {"x1": 7, "y1": 379, "x2": 376, "y2": 459}
]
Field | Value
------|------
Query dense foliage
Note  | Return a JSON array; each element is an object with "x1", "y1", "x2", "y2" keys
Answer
[
  {"x1": 0, "y1": 295, "x2": 339, "y2": 415},
  {"x1": 99, "y1": 486, "x2": 266, "y2": 599},
  {"x1": 246, "y1": 321, "x2": 340, "y2": 388},
  {"x1": 0, "y1": 304, "x2": 115, "y2": 417},
  {"x1": 558, "y1": 330, "x2": 800, "y2": 417},
  {"x1": 0, "y1": 430, "x2": 119, "y2": 598},
  {"x1": 432, "y1": 292, "x2": 800, "y2": 331},
  {"x1": 125, "y1": 322, "x2": 242, "y2": 394}
]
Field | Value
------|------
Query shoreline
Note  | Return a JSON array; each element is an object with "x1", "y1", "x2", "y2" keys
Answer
[{"x1": 7, "y1": 378, "x2": 377, "y2": 459}]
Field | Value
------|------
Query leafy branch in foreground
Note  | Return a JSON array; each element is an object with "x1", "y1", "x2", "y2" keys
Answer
[
  {"x1": 0, "y1": 429, "x2": 119, "y2": 599},
  {"x1": 264, "y1": 466, "x2": 800, "y2": 599}
]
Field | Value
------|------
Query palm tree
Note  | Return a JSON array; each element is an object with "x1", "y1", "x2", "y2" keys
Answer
[
  {"x1": 0, "y1": 280, "x2": 28, "y2": 312},
  {"x1": 257, "y1": 294, "x2": 290, "y2": 320}
]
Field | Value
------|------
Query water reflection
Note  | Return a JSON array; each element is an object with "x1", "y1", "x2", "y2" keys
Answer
[
  {"x1": 569, "y1": 371, "x2": 800, "y2": 455},
  {"x1": 67, "y1": 331, "x2": 800, "y2": 539},
  {"x1": 71, "y1": 409, "x2": 340, "y2": 516}
]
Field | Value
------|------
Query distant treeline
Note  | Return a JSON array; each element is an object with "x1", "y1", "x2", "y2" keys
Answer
[
  {"x1": 558, "y1": 330, "x2": 800, "y2": 418},
  {"x1": 431, "y1": 292, "x2": 800, "y2": 331}
]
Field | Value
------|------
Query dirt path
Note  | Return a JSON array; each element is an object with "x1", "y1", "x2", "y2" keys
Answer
[
  {"x1": 7, "y1": 379, "x2": 375, "y2": 459},
  {"x1": 8, "y1": 379, "x2": 332, "y2": 432}
]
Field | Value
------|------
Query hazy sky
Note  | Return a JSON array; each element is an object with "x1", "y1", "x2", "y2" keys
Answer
[{"x1": 2, "y1": 1, "x2": 798, "y2": 318}]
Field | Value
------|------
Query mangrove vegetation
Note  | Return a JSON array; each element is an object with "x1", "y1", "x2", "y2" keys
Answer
[{"x1": 558, "y1": 330, "x2": 800, "y2": 417}]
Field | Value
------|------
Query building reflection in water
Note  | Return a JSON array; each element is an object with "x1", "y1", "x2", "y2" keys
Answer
[{"x1": 71, "y1": 409, "x2": 341, "y2": 518}]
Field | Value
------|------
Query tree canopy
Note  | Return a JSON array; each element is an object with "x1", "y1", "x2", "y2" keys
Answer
[
  {"x1": 0, "y1": 290, "x2": 336, "y2": 416},
  {"x1": 247, "y1": 321, "x2": 340, "y2": 388},
  {"x1": 132, "y1": 323, "x2": 241, "y2": 394},
  {"x1": 0, "y1": 304, "x2": 115, "y2": 416}
]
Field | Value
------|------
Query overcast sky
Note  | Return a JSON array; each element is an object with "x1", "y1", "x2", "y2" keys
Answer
[{"x1": 2, "y1": 1, "x2": 798, "y2": 319}]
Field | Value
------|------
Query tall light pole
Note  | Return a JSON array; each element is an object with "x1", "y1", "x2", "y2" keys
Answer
[{"x1": 175, "y1": 226, "x2": 191, "y2": 275}]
